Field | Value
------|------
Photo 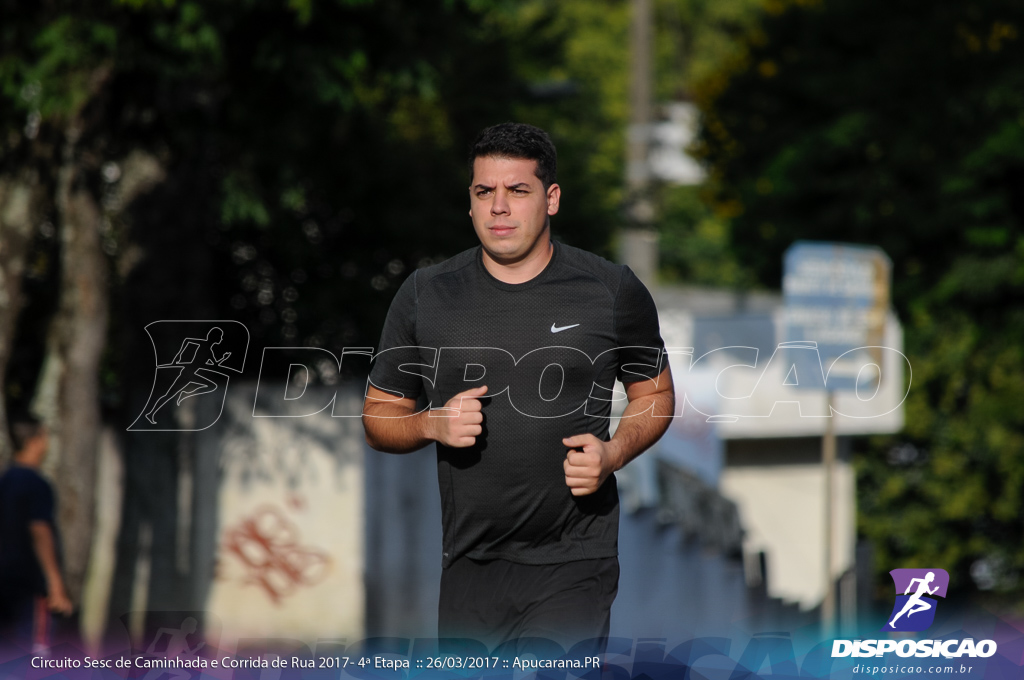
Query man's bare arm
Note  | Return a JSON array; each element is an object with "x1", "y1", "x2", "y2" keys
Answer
[
  {"x1": 608, "y1": 365, "x2": 675, "y2": 467},
  {"x1": 362, "y1": 384, "x2": 488, "y2": 452},
  {"x1": 29, "y1": 521, "x2": 73, "y2": 614},
  {"x1": 563, "y1": 365, "x2": 675, "y2": 495},
  {"x1": 362, "y1": 385, "x2": 433, "y2": 453}
]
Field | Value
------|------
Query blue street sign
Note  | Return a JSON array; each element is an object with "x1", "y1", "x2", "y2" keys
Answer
[{"x1": 782, "y1": 242, "x2": 892, "y2": 392}]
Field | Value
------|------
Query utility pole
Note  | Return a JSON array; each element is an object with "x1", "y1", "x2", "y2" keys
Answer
[{"x1": 621, "y1": 0, "x2": 658, "y2": 288}]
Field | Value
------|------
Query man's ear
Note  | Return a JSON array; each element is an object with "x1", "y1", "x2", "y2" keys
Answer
[{"x1": 546, "y1": 183, "x2": 561, "y2": 216}]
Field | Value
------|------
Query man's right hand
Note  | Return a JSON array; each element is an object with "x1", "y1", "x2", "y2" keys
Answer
[{"x1": 429, "y1": 385, "x2": 487, "y2": 447}]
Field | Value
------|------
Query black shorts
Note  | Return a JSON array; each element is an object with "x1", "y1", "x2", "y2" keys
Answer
[{"x1": 438, "y1": 555, "x2": 618, "y2": 653}]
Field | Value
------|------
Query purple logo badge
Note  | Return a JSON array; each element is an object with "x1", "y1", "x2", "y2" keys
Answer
[{"x1": 882, "y1": 568, "x2": 949, "y2": 632}]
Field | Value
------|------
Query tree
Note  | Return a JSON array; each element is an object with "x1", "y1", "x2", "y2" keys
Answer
[{"x1": 696, "y1": 0, "x2": 1024, "y2": 596}]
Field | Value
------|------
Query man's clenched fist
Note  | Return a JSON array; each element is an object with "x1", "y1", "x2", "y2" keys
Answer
[
  {"x1": 429, "y1": 385, "x2": 488, "y2": 447},
  {"x1": 562, "y1": 433, "x2": 623, "y2": 496}
]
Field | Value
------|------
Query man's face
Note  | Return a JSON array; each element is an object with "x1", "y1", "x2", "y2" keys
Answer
[{"x1": 469, "y1": 156, "x2": 560, "y2": 265}]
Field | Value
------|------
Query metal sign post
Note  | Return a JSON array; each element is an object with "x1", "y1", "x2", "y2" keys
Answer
[{"x1": 821, "y1": 390, "x2": 837, "y2": 633}]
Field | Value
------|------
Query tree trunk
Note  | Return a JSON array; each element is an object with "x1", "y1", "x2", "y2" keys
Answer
[
  {"x1": 33, "y1": 118, "x2": 110, "y2": 606},
  {"x1": 0, "y1": 171, "x2": 41, "y2": 465}
]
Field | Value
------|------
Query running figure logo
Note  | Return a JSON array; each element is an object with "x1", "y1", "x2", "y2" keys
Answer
[
  {"x1": 129, "y1": 321, "x2": 249, "y2": 431},
  {"x1": 140, "y1": 616, "x2": 206, "y2": 680},
  {"x1": 882, "y1": 568, "x2": 949, "y2": 632}
]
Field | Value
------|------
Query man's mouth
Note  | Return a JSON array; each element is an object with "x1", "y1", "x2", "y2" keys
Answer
[{"x1": 489, "y1": 225, "x2": 516, "y2": 236}]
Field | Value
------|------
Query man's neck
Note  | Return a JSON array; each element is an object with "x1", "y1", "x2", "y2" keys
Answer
[{"x1": 481, "y1": 235, "x2": 554, "y2": 284}]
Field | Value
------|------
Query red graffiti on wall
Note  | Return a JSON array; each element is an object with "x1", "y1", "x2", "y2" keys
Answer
[{"x1": 221, "y1": 505, "x2": 331, "y2": 605}]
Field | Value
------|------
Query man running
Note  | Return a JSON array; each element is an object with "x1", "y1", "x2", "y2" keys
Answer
[{"x1": 362, "y1": 123, "x2": 674, "y2": 649}]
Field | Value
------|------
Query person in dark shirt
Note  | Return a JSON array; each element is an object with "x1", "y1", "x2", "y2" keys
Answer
[
  {"x1": 362, "y1": 123, "x2": 675, "y2": 650},
  {"x1": 0, "y1": 414, "x2": 72, "y2": 652}
]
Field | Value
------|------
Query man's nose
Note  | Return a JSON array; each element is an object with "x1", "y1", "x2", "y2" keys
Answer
[{"x1": 491, "y1": 190, "x2": 510, "y2": 215}]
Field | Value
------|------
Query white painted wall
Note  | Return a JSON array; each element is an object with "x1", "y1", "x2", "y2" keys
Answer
[
  {"x1": 206, "y1": 386, "x2": 365, "y2": 643},
  {"x1": 720, "y1": 461, "x2": 856, "y2": 610}
]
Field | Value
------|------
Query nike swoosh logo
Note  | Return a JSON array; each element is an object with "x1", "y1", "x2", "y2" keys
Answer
[{"x1": 550, "y1": 323, "x2": 580, "y2": 333}]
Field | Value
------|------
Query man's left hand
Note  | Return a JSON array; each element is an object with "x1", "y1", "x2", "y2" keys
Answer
[{"x1": 563, "y1": 434, "x2": 622, "y2": 496}]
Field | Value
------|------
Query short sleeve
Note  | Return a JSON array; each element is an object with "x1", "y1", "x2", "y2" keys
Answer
[
  {"x1": 369, "y1": 272, "x2": 424, "y2": 400},
  {"x1": 27, "y1": 476, "x2": 54, "y2": 524},
  {"x1": 614, "y1": 266, "x2": 665, "y2": 383}
]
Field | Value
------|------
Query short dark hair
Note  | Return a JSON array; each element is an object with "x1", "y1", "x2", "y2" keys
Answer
[
  {"x1": 8, "y1": 412, "x2": 43, "y2": 453},
  {"x1": 468, "y1": 123, "x2": 557, "y2": 188}
]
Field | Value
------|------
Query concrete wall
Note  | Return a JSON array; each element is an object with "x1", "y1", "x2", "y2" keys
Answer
[
  {"x1": 203, "y1": 384, "x2": 365, "y2": 643},
  {"x1": 720, "y1": 437, "x2": 856, "y2": 610}
]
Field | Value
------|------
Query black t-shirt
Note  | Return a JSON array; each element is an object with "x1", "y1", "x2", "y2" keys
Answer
[
  {"x1": 0, "y1": 465, "x2": 56, "y2": 595},
  {"x1": 369, "y1": 241, "x2": 665, "y2": 567}
]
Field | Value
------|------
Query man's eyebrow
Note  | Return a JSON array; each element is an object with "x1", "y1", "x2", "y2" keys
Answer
[{"x1": 470, "y1": 181, "x2": 532, "y2": 191}]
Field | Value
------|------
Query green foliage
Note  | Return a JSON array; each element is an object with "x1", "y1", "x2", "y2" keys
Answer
[
  {"x1": 655, "y1": 0, "x2": 763, "y2": 286},
  {"x1": 658, "y1": 184, "x2": 754, "y2": 286},
  {"x1": 698, "y1": 0, "x2": 1024, "y2": 597},
  {"x1": 0, "y1": 0, "x2": 651, "y2": 400}
]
